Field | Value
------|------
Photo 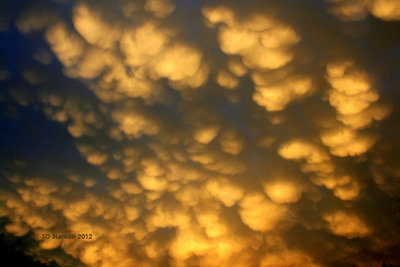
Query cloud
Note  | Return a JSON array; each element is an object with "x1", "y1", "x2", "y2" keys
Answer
[
  {"x1": 263, "y1": 181, "x2": 303, "y2": 204},
  {"x1": 238, "y1": 193, "x2": 287, "y2": 232},
  {"x1": 323, "y1": 211, "x2": 370, "y2": 238},
  {"x1": 0, "y1": 0, "x2": 400, "y2": 266},
  {"x1": 328, "y1": 0, "x2": 400, "y2": 21}
]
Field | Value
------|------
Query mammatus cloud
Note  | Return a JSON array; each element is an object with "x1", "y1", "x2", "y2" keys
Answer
[
  {"x1": 329, "y1": 0, "x2": 400, "y2": 21},
  {"x1": 0, "y1": 0, "x2": 400, "y2": 266}
]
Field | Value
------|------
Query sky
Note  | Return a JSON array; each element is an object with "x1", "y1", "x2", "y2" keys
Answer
[{"x1": 0, "y1": 0, "x2": 400, "y2": 266}]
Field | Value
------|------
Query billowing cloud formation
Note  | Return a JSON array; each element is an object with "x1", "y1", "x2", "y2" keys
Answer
[
  {"x1": 329, "y1": 0, "x2": 400, "y2": 21},
  {"x1": 0, "y1": 0, "x2": 400, "y2": 266}
]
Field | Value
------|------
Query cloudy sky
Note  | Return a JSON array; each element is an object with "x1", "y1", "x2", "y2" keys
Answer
[{"x1": 1, "y1": 0, "x2": 400, "y2": 266}]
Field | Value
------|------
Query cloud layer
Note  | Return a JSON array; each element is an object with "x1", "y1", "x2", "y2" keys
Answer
[{"x1": 1, "y1": 0, "x2": 400, "y2": 266}]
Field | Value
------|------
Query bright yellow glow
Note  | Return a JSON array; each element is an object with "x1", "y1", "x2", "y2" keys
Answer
[
  {"x1": 263, "y1": 181, "x2": 303, "y2": 204},
  {"x1": 46, "y1": 23, "x2": 84, "y2": 67},
  {"x1": 73, "y1": 3, "x2": 121, "y2": 49},
  {"x1": 194, "y1": 126, "x2": 219, "y2": 144},
  {"x1": 324, "y1": 211, "x2": 370, "y2": 238},
  {"x1": 120, "y1": 22, "x2": 169, "y2": 66},
  {"x1": 206, "y1": 178, "x2": 244, "y2": 207},
  {"x1": 218, "y1": 26, "x2": 258, "y2": 55},
  {"x1": 368, "y1": 0, "x2": 400, "y2": 20},
  {"x1": 278, "y1": 140, "x2": 330, "y2": 164},
  {"x1": 238, "y1": 193, "x2": 286, "y2": 232},
  {"x1": 321, "y1": 127, "x2": 376, "y2": 157}
]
